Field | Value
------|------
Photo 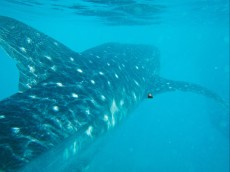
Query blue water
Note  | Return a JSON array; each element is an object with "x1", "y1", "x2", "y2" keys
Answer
[{"x1": 0, "y1": 0, "x2": 229, "y2": 172}]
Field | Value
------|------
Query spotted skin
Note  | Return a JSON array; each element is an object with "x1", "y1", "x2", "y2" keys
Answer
[{"x1": 0, "y1": 16, "x2": 228, "y2": 171}]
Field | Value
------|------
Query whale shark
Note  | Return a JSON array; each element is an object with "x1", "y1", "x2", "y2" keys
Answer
[{"x1": 0, "y1": 16, "x2": 228, "y2": 172}]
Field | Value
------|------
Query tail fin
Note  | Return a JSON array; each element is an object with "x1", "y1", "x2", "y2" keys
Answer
[
  {"x1": 150, "y1": 76, "x2": 228, "y2": 108},
  {"x1": 149, "y1": 76, "x2": 229, "y2": 136}
]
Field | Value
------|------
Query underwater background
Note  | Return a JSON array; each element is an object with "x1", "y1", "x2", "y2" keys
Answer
[{"x1": 0, "y1": 0, "x2": 229, "y2": 172}]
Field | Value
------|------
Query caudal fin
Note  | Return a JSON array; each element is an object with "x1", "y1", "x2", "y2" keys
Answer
[
  {"x1": 149, "y1": 76, "x2": 229, "y2": 136},
  {"x1": 150, "y1": 77, "x2": 228, "y2": 108}
]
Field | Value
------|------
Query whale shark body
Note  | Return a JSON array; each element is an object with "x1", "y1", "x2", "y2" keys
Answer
[{"x1": 0, "y1": 16, "x2": 228, "y2": 172}]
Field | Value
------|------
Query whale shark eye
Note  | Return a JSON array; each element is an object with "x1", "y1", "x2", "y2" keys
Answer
[{"x1": 147, "y1": 93, "x2": 153, "y2": 99}]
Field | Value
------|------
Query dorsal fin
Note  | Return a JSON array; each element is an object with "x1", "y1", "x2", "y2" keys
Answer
[{"x1": 0, "y1": 16, "x2": 78, "y2": 92}]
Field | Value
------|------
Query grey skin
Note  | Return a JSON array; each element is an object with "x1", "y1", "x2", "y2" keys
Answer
[{"x1": 0, "y1": 16, "x2": 228, "y2": 172}]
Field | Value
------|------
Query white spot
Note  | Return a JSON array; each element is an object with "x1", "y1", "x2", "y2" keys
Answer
[
  {"x1": 0, "y1": 115, "x2": 5, "y2": 119},
  {"x1": 89, "y1": 60, "x2": 93, "y2": 63},
  {"x1": 103, "y1": 114, "x2": 111, "y2": 128},
  {"x1": 20, "y1": 47, "x2": 27, "y2": 53},
  {"x1": 169, "y1": 86, "x2": 172, "y2": 89},
  {"x1": 56, "y1": 82, "x2": 64, "y2": 87},
  {"x1": 70, "y1": 57, "x2": 74, "y2": 61},
  {"x1": 99, "y1": 71, "x2": 104, "y2": 75},
  {"x1": 28, "y1": 65, "x2": 35, "y2": 73},
  {"x1": 107, "y1": 81, "x2": 111, "y2": 85},
  {"x1": 103, "y1": 114, "x2": 109, "y2": 121},
  {"x1": 120, "y1": 100, "x2": 124, "y2": 106},
  {"x1": 53, "y1": 106, "x2": 59, "y2": 111},
  {"x1": 44, "y1": 55, "x2": 52, "y2": 60},
  {"x1": 26, "y1": 37, "x2": 32, "y2": 44},
  {"x1": 12, "y1": 127, "x2": 20, "y2": 134},
  {"x1": 91, "y1": 98, "x2": 96, "y2": 105},
  {"x1": 110, "y1": 99, "x2": 118, "y2": 126},
  {"x1": 85, "y1": 109, "x2": 90, "y2": 115},
  {"x1": 107, "y1": 63, "x2": 110, "y2": 66},
  {"x1": 135, "y1": 66, "x2": 139, "y2": 70},
  {"x1": 73, "y1": 141, "x2": 77, "y2": 154},
  {"x1": 51, "y1": 66, "x2": 57, "y2": 71},
  {"x1": 55, "y1": 119, "x2": 62, "y2": 128},
  {"x1": 166, "y1": 82, "x2": 170, "y2": 85},
  {"x1": 54, "y1": 42, "x2": 58, "y2": 46},
  {"x1": 101, "y1": 95, "x2": 106, "y2": 101},
  {"x1": 29, "y1": 95, "x2": 36, "y2": 99},
  {"x1": 90, "y1": 80, "x2": 95, "y2": 84},
  {"x1": 26, "y1": 84, "x2": 32, "y2": 88},
  {"x1": 72, "y1": 93, "x2": 78, "y2": 98},
  {"x1": 133, "y1": 92, "x2": 137, "y2": 101},
  {"x1": 96, "y1": 55, "x2": 100, "y2": 59},
  {"x1": 77, "y1": 69, "x2": 83, "y2": 73},
  {"x1": 134, "y1": 80, "x2": 140, "y2": 86},
  {"x1": 122, "y1": 64, "x2": 125, "y2": 67},
  {"x1": 115, "y1": 73, "x2": 119, "y2": 79},
  {"x1": 67, "y1": 122, "x2": 74, "y2": 130},
  {"x1": 85, "y1": 126, "x2": 93, "y2": 137}
]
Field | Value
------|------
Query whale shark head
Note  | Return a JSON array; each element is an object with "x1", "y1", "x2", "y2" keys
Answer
[{"x1": 0, "y1": 16, "x2": 228, "y2": 171}]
